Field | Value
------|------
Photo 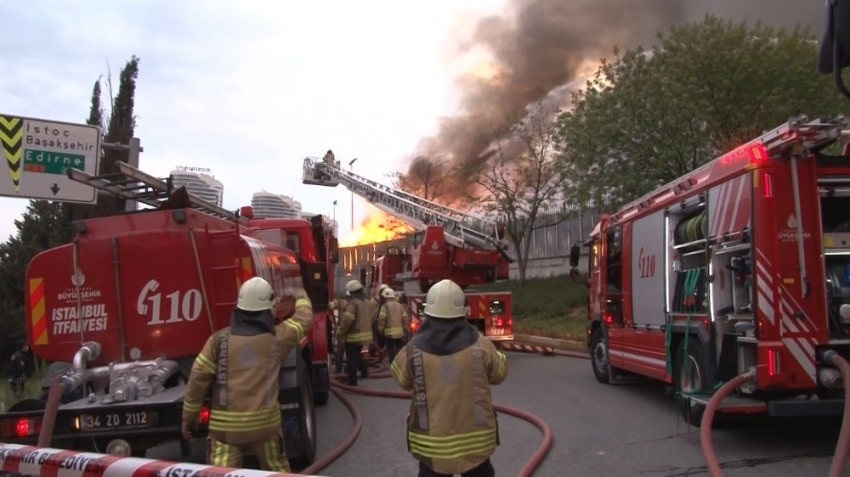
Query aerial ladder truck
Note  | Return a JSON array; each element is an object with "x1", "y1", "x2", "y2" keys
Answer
[{"x1": 302, "y1": 156, "x2": 515, "y2": 341}]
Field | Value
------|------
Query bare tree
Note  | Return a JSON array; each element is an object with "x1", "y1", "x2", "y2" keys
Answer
[
  {"x1": 389, "y1": 148, "x2": 454, "y2": 203},
  {"x1": 472, "y1": 102, "x2": 565, "y2": 283}
]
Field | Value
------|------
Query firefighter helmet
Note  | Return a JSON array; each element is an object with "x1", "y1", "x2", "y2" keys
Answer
[
  {"x1": 379, "y1": 284, "x2": 389, "y2": 291},
  {"x1": 423, "y1": 279, "x2": 466, "y2": 319},
  {"x1": 381, "y1": 288, "x2": 396, "y2": 299},
  {"x1": 237, "y1": 277, "x2": 275, "y2": 311},
  {"x1": 346, "y1": 279, "x2": 363, "y2": 293}
]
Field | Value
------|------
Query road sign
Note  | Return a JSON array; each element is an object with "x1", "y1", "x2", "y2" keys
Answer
[{"x1": 0, "y1": 114, "x2": 101, "y2": 203}]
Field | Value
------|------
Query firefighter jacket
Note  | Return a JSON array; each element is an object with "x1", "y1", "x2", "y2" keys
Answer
[
  {"x1": 378, "y1": 299, "x2": 408, "y2": 339},
  {"x1": 338, "y1": 294, "x2": 376, "y2": 344},
  {"x1": 390, "y1": 317, "x2": 508, "y2": 475},
  {"x1": 182, "y1": 294, "x2": 313, "y2": 445}
]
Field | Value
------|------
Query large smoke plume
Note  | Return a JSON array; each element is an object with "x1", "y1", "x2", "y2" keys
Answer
[{"x1": 412, "y1": 0, "x2": 820, "y2": 194}]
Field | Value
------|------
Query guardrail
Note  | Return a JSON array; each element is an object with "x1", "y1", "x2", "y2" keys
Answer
[{"x1": 0, "y1": 443, "x2": 326, "y2": 477}]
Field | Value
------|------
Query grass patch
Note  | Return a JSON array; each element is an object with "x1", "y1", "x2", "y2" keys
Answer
[
  {"x1": 474, "y1": 275, "x2": 589, "y2": 342},
  {"x1": 0, "y1": 360, "x2": 48, "y2": 412}
]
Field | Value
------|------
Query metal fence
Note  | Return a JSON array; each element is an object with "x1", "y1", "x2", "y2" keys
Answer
[{"x1": 338, "y1": 207, "x2": 602, "y2": 271}]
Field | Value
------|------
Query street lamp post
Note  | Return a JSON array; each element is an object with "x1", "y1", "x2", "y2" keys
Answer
[
  {"x1": 332, "y1": 200, "x2": 337, "y2": 235},
  {"x1": 348, "y1": 158, "x2": 358, "y2": 232}
]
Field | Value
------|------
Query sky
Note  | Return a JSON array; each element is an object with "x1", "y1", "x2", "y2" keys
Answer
[
  {"x1": 0, "y1": 0, "x2": 507, "y2": 244},
  {"x1": 0, "y1": 0, "x2": 823, "y2": 246}
]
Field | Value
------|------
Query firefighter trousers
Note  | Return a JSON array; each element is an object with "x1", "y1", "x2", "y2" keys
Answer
[
  {"x1": 345, "y1": 343, "x2": 368, "y2": 385},
  {"x1": 206, "y1": 434, "x2": 290, "y2": 472},
  {"x1": 384, "y1": 337, "x2": 404, "y2": 365}
]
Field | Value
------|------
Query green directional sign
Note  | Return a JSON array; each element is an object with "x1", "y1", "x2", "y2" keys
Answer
[{"x1": 23, "y1": 149, "x2": 86, "y2": 175}]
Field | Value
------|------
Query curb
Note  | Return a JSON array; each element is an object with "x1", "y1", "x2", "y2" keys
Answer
[
  {"x1": 513, "y1": 334, "x2": 586, "y2": 352},
  {"x1": 501, "y1": 342, "x2": 555, "y2": 355}
]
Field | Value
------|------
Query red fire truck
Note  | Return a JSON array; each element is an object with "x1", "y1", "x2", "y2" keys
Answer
[
  {"x1": 369, "y1": 245, "x2": 513, "y2": 341},
  {"x1": 303, "y1": 157, "x2": 514, "y2": 341},
  {"x1": 0, "y1": 163, "x2": 335, "y2": 466},
  {"x1": 569, "y1": 116, "x2": 850, "y2": 423}
]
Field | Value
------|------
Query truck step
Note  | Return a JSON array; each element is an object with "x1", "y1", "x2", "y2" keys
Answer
[{"x1": 687, "y1": 395, "x2": 767, "y2": 414}]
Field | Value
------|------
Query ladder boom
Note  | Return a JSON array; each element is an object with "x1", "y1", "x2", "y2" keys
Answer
[
  {"x1": 302, "y1": 157, "x2": 505, "y2": 250},
  {"x1": 67, "y1": 162, "x2": 237, "y2": 220}
]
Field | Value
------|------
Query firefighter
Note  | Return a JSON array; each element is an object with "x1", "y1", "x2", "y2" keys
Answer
[
  {"x1": 9, "y1": 341, "x2": 30, "y2": 397},
  {"x1": 323, "y1": 149, "x2": 335, "y2": 166},
  {"x1": 329, "y1": 291, "x2": 349, "y2": 375},
  {"x1": 338, "y1": 279, "x2": 376, "y2": 386},
  {"x1": 377, "y1": 288, "x2": 408, "y2": 364},
  {"x1": 181, "y1": 277, "x2": 313, "y2": 472},
  {"x1": 391, "y1": 279, "x2": 508, "y2": 477},
  {"x1": 372, "y1": 283, "x2": 390, "y2": 351}
]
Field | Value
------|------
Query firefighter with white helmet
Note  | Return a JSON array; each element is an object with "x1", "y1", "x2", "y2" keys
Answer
[
  {"x1": 372, "y1": 283, "x2": 391, "y2": 350},
  {"x1": 338, "y1": 279, "x2": 377, "y2": 385},
  {"x1": 182, "y1": 276, "x2": 313, "y2": 472},
  {"x1": 391, "y1": 279, "x2": 508, "y2": 477},
  {"x1": 377, "y1": 287, "x2": 409, "y2": 364}
]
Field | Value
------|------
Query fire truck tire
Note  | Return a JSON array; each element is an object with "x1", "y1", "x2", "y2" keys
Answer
[
  {"x1": 674, "y1": 336, "x2": 708, "y2": 426},
  {"x1": 288, "y1": 364, "x2": 318, "y2": 469},
  {"x1": 92, "y1": 437, "x2": 147, "y2": 458},
  {"x1": 589, "y1": 327, "x2": 611, "y2": 384}
]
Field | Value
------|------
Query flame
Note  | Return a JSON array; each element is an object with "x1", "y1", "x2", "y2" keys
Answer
[{"x1": 339, "y1": 210, "x2": 413, "y2": 247}]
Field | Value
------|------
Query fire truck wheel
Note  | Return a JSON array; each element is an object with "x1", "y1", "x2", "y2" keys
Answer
[
  {"x1": 289, "y1": 365, "x2": 317, "y2": 469},
  {"x1": 589, "y1": 327, "x2": 611, "y2": 384},
  {"x1": 674, "y1": 336, "x2": 708, "y2": 425}
]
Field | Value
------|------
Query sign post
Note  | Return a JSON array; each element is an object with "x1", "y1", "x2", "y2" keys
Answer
[{"x1": 0, "y1": 114, "x2": 101, "y2": 203}]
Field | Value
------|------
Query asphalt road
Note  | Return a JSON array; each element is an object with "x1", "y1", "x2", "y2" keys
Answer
[{"x1": 150, "y1": 351, "x2": 846, "y2": 476}]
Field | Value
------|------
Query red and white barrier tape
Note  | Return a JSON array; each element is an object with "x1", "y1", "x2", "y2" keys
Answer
[
  {"x1": 500, "y1": 342, "x2": 553, "y2": 354},
  {"x1": 0, "y1": 443, "x2": 325, "y2": 477}
]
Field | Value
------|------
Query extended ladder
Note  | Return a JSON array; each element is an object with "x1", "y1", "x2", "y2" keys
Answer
[
  {"x1": 758, "y1": 115, "x2": 850, "y2": 156},
  {"x1": 302, "y1": 157, "x2": 506, "y2": 250},
  {"x1": 67, "y1": 162, "x2": 237, "y2": 220}
]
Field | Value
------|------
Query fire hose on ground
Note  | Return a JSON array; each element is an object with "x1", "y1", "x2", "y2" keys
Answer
[
  {"x1": 299, "y1": 350, "x2": 554, "y2": 477},
  {"x1": 697, "y1": 350, "x2": 850, "y2": 477}
]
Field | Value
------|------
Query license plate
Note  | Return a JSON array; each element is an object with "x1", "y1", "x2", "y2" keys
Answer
[{"x1": 79, "y1": 411, "x2": 152, "y2": 431}]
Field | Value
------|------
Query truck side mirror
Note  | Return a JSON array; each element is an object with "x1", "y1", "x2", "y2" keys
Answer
[
  {"x1": 569, "y1": 244, "x2": 581, "y2": 268},
  {"x1": 818, "y1": 0, "x2": 850, "y2": 99}
]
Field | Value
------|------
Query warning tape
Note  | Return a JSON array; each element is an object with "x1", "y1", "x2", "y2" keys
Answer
[
  {"x1": 500, "y1": 342, "x2": 554, "y2": 354},
  {"x1": 0, "y1": 443, "x2": 326, "y2": 477}
]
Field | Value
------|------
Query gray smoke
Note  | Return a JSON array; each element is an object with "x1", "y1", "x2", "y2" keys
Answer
[{"x1": 415, "y1": 0, "x2": 820, "y2": 194}]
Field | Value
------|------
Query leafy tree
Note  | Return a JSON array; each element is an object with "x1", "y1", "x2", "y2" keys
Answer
[
  {"x1": 93, "y1": 55, "x2": 140, "y2": 217},
  {"x1": 0, "y1": 202, "x2": 73, "y2": 370},
  {"x1": 556, "y1": 15, "x2": 848, "y2": 211},
  {"x1": 470, "y1": 102, "x2": 564, "y2": 283}
]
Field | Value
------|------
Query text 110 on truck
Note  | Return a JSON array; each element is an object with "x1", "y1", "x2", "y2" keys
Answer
[
  {"x1": 569, "y1": 116, "x2": 850, "y2": 423},
  {"x1": 0, "y1": 162, "x2": 336, "y2": 468}
]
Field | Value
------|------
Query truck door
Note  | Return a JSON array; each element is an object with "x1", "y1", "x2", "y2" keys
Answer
[{"x1": 603, "y1": 225, "x2": 626, "y2": 367}]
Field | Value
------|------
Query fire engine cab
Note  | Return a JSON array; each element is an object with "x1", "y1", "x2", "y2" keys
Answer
[{"x1": 570, "y1": 116, "x2": 850, "y2": 422}]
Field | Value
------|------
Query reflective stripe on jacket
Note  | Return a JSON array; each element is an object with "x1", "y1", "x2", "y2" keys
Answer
[
  {"x1": 391, "y1": 326, "x2": 508, "y2": 475},
  {"x1": 182, "y1": 295, "x2": 313, "y2": 445},
  {"x1": 338, "y1": 296, "x2": 376, "y2": 344},
  {"x1": 378, "y1": 299, "x2": 407, "y2": 339}
]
